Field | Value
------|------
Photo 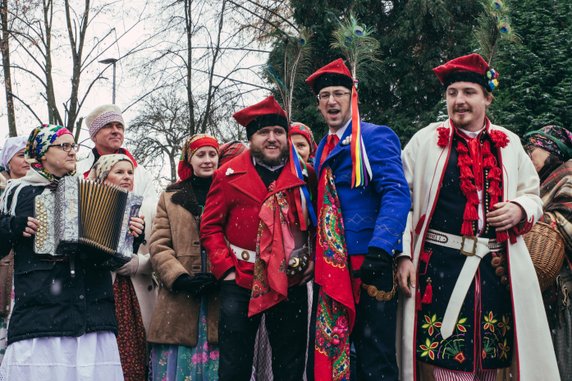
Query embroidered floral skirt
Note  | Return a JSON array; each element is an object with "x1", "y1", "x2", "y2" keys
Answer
[
  {"x1": 149, "y1": 299, "x2": 219, "y2": 381},
  {"x1": 415, "y1": 243, "x2": 514, "y2": 372}
]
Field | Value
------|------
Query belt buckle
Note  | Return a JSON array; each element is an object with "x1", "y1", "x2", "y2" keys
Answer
[{"x1": 460, "y1": 236, "x2": 478, "y2": 257}]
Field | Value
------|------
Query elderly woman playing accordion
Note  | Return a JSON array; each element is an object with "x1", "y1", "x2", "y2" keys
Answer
[{"x1": 0, "y1": 124, "x2": 135, "y2": 380}]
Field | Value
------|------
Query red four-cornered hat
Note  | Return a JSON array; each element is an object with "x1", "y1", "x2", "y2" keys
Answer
[
  {"x1": 433, "y1": 53, "x2": 498, "y2": 91},
  {"x1": 305, "y1": 58, "x2": 354, "y2": 94},
  {"x1": 233, "y1": 95, "x2": 288, "y2": 139}
]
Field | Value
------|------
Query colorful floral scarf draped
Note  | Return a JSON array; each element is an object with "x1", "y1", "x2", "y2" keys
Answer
[
  {"x1": 248, "y1": 191, "x2": 295, "y2": 317},
  {"x1": 314, "y1": 167, "x2": 355, "y2": 381}
]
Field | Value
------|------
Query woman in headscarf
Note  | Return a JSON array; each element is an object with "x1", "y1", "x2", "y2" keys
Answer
[
  {"x1": 290, "y1": 122, "x2": 317, "y2": 165},
  {"x1": 148, "y1": 134, "x2": 220, "y2": 381},
  {"x1": 88, "y1": 154, "x2": 156, "y2": 381},
  {"x1": 524, "y1": 124, "x2": 572, "y2": 380},
  {"x1": 0, "y1": 135, "x2": 30, "y2": 364},
  {"x1": 0, "y1": 124, "x2": 124, "y2": 380}
]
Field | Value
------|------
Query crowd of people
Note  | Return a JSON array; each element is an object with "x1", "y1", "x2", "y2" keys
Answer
[{"x1": 0, "y1": 52, "x2": 570, "y2": 381}]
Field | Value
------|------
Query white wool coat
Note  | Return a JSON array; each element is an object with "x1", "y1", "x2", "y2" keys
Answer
[{"x1": 398, "y1": 120, "x2": 559, "y2": 380}]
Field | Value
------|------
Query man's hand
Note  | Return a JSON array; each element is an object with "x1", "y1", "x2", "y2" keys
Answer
[
  {"x1": 486, "y1": 202, "x2": 524, "y2": 231},
  {"x1": 396, "y1": 256, "x2": 416, "y2": 297}
]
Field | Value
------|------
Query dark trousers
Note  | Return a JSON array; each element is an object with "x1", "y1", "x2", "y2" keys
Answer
[
  {"x1": 218, "y1": 280, "x2": 308, "y2": 381},
  {"x1": 351, "y1": 276, "x2": 398, "y2": 381}
]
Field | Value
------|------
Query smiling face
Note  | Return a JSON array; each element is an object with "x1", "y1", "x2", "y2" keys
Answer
[
  {"x1": 8, "y1": 148, "x2": 30, "y2": 179},
  {"x1": 93, "y1": 122, "x2": 124, "y2": 154},
  {"x1": 190, "y1": 146, "x2": 219, "y2": 178},
  {"x1": 249, "y1": 126, "x2": 288, "y2": 166},
  {"x1": 41, "y1": 134, "x2": 76, "y2": 177},
  {"x1": 317, "y1": 85, "x2": 352, "y2": 132},
  {"x1": 446, "y1": 81, "x2": 492, "y2": 132},
  {"x1": 105, "y1": 160, "x2": 135, "y2": 191}
]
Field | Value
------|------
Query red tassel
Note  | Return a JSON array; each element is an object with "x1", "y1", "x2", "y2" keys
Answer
[
  {"x1": 460, "y1": 166, "x2": 474, "y2": 179},
  {"x1": 416, "y1": 287, "x2": 422, "y2": 311},
  {"x1": 457, "y1": 142, "x2": 468, "y2": 153},
  {"x1": 488, "y1": 167, "x2": 502, "y2": 180},
  {"x1": 461, "y1": 221, "x2": 474, "y2": 236},
  {"x1": 463, "y1": 203, "x2": 478, "y2": 220},
  {"x1": 496, "y1": 230, "x2": 509, "y2": 243},
  {"x1": 460, "y1": 180, "x2": 476, "y2": 195},
  {"x1": 488, "y1": 183, "x2": 502, "y2": 198},
  {"x1": 420, "y1": 249, "x2": 431, "y2": 264},
  {"x1": 421, "y1": 278, "x2": 433, "y2": 305}
]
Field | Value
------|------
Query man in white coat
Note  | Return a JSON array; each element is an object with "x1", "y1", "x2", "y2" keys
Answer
[
  {"x1": 77, "y1": 104, "x2": 157, "y2": 331},
  {"x1": 397, "y1": 53, "x2": 559, "y2": 380}
]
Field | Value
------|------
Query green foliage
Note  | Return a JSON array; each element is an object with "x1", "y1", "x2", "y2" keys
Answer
[
  {"x1": 267, "y1": 0, "x2": 572, "y2": 145},
  {"x1": 489, "y1": 0, "x2": 572, "y2": 135}
]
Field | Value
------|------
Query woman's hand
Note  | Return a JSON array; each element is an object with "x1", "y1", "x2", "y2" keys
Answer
[
  {"x1": 129, "y1": 215, "x2": 145, "y2": 237},
  {"x1": 22, "y1": 217, "x2": 40, "y2": 237}
]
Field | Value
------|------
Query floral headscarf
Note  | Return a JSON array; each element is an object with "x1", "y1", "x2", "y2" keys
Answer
[
  {"x1": 177, "y1": 134, "x2": 219, "y2": 182},
  {"x1": 524, "y1": 125, "x2": 572, "y2": 161},
  {"x1": 24, "y1": 124, "x2": 74, "y2": 180},
  {"x1": 87, "y1": 154, "x2": 134, "y2": 182},
  {"x1": 290, "y1": 122, "x2": 318, "y2": 159}
]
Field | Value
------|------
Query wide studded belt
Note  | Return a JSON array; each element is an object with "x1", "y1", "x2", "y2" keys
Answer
[
  {"x1": 228, "y1": 243, "x2": 256, "y2": 264},
  {"x1": 424, "y1": 229, "x2": 504, "y2": 339}
]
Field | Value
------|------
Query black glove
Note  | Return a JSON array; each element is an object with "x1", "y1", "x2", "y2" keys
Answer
[
  {"x1": 9, "y1": 215, "x2": 28, "y2": 238},
  {"x1": 172, "y1": 273, "x2": 218, "y2": 296},
  {"x1": 359, "y1": 247, "x2": 393, "y2": 287}
]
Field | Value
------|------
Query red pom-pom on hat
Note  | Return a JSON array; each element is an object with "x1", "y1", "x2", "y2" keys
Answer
[{"x1": 433, "y1": 53, "x2": 498, "y2": 91}]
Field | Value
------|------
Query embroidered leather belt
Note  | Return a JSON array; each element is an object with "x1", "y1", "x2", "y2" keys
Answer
[
  {"x1": 424, "y1": 229, "x2": 504, "y2": 339},
  {"x1": 228, "y1": 243, "x2": 256, "y2": 264}
]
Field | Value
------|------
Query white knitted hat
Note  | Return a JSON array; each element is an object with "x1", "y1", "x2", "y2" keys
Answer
[{"x1": 85, "y1": 104, "x2": 125, "y2": 140}]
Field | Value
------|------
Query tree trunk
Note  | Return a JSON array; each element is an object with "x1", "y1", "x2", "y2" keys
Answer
[{"x1": 0, "y1": 0, "x2": 16, "y2": 136}]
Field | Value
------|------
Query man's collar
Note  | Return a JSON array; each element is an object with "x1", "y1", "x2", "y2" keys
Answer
[
  {"x1": 329, "y1": 118, "x2": 351, "y2": 139},
  {"x1": 252, "y1": 156, "x2": 285, "y2": 171}
]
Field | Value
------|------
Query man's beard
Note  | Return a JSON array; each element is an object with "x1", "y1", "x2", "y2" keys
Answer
[{"x1": 250, "y1": 144, "x2": 288, "y2": 166}]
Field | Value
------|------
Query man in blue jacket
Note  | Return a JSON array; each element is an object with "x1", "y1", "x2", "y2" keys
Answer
[{"x1": 306, "y1": 59, "x2": 410, "y2": 381}]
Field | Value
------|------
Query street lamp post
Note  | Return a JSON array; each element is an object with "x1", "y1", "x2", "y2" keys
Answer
[{"x1": 99, "y1": 58, "x2": 118, "y2": 104}]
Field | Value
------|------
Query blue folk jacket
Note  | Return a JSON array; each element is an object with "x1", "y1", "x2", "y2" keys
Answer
[{"x1": 315, "y1": 121, "x2": 410, "y2": 256}]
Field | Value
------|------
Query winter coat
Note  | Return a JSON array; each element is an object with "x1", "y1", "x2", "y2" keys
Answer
[
  {"x1": 0, "y1": 173, "x2": 116, "y2": 344},
  {"x1": 147, "y1": 180, "x2": 219, "y2": 347},
  {"x1": 398, "y1": 120, "x2": 559, "y2": 381}
]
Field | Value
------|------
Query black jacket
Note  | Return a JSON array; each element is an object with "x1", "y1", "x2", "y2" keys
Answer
[{"x1": 0, "y1": 185, "x2": 117, "y2": 344}]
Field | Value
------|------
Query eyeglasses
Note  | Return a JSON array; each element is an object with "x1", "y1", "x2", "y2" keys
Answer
[
  {"x1": 48, "y1": 143, "x2": 80, "y2": 152},
  {"x1": 316, "y1": 91, "x2": 351, "y2": 102}
]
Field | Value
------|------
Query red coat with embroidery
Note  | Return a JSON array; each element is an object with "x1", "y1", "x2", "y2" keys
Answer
[{"x1": 200, "y1": 150, "x2": 316, "y2": 290}]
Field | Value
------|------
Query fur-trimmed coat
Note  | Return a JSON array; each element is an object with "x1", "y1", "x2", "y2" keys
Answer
[{"x1": 147, "y1": 179, "x2": 219, "y2": 347}]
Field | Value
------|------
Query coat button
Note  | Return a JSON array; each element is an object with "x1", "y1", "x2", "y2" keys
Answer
[{"x1": 241, "y1": 251, "x2": 250, "y2": 261}]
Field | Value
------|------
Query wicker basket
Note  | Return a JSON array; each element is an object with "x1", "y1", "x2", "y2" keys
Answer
[{"x1": 523, "y1": 221, "x2": 565, "y2": 291}]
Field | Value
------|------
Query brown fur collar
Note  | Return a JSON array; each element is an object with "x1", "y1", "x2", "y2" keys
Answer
[{"x1": 166, "y1": 178, "x2": 202, "y2": 216}]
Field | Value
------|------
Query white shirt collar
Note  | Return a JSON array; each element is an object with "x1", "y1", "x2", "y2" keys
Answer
[
  {"x1": 329, "y1": 118, "x2": 352, "y2": 140},
  {"x1": 458, "y1": 125, "x2": 485, "y2": 139}
]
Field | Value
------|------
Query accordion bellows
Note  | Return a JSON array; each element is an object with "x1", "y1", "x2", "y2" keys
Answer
[{"x1": 34, "y1": 176, "x2": 142, "y2": 267}]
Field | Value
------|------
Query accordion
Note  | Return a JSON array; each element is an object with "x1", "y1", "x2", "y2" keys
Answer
[{"x1": 34, "y1": 176, "x2": 143, "y2": 268}]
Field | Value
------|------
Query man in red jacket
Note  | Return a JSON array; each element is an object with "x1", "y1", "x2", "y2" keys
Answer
[{"x1": 201, "y1": 96, "x2": 315, "y2": 381}]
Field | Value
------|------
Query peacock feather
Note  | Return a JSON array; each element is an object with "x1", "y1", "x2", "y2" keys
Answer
[
  {"x1": 265, "y1": 29, "x2": 312, "y2": 122},
  {"x1": 474, "y1": 0, "x2": 520, "y2": 65},
  {"x1": 330, "y1": 14, "x2": 380, "y2": 84}
]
